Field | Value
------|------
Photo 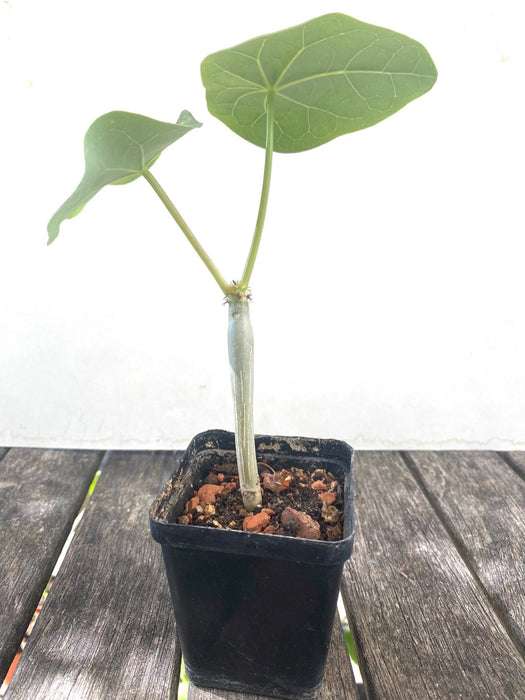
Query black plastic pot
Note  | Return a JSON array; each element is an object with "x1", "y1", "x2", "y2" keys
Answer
[{"x1": 150, "y1": 429, "x2": 355, "y2": 699}]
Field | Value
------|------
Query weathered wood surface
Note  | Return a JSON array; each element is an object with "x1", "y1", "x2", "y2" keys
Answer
[
  {"x1": 341, "y1": 451, "x2": 525, "y2": 699},
  {"x1": 187, "y1": 615, "x2": 359, "y2": 700},
  {"x1": 503, "y1": 451, "x2": 525, "y2": 479},
  {"x1": 6, "y1": 451, "x2": 181, "y2": 700},
  {"x1": 404, "y1": 450, "x2": 525, "y2": 652},
  {"x1": 0, "y1": 448, "x2": 102, "y2": 681},
  {"x1": 3, "y1": 449, "x2": 524, "y2": 699}
]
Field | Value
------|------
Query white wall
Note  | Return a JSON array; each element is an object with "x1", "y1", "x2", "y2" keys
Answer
[{"x1": 1, "y1": 0, "x2": 523, "y2": 450}]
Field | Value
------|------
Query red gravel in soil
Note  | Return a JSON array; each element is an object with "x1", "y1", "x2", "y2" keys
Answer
[{"x1": 177, "y1": 464, "x2": 344, "y2": 541}]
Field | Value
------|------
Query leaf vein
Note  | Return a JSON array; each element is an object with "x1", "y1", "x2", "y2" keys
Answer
[
  {"x1": 276, "y1": 93, "x2": 348, "y2": 121},
  {"x1": 211, "y1": 61, "x2": 265, "y2": 89},
  {"x1": 256, "y1": 38, "x2": 270, "y2": 88},
  {"x1": 274, "y1": 27, "x2": 375, "y2": 89},
  {"x1": 344, "y1": 38, "x2": 380, "y2": 69},
  {"x1": 278, "y1": 68, "x2": 434, "y2": 92}
]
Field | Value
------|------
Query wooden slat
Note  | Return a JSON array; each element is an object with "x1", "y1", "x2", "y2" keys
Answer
[
  {"x1": 316, "y1": 617, "x2": 359, "y2": 700},
  {"x1": 404, "y1": 451, "x2": 525, "y2": 652},
  {"x1": 188, "y1": 615, "x2": 359, "y2": 700},
  {"x1": 341, "y1": 451, "x2": 525, "y2": 699},
  {"x1": 0, "y1": 448, "x2": 102, "y2": 681},
  {"x1": 502, "y1": 451, "x2": 525, "y2": 480},
  {"x1": 7, "y1": 451, "x2": 181, "y2": 700}
]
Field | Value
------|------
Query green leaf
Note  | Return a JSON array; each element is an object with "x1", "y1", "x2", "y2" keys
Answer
[
  {"x1": 201, "y1": 13, "x2": 437, "y2": 153},
  {"x1": 47, "y1": 110, "x2": 201, "y2": 243}
]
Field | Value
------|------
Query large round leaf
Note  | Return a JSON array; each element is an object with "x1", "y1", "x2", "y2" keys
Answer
[
  {"x1": 201, "y1": 13, "x2": 437, "y2": 153},
  {"x1": 48, "y1": 110, "x2": 201, "y2": 243}
]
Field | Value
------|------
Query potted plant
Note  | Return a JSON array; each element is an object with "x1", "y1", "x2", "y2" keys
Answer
[{"x1": 48, "y1": 13, "x2": 437, "y2": 699}]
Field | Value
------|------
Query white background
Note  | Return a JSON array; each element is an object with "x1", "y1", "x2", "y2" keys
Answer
[{"x1": 1, "y1": 0, "x2": 523, "y2": 450}]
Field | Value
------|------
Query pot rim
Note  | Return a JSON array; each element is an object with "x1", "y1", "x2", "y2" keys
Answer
[{"x1": 150, "y1": 429, "x2": 355, "y2": 565}]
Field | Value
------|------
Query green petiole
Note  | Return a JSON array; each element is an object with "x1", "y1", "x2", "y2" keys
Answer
[
  {"x1": 142, "y1": 169, "x2": 230, "y2": 297},
  {"x1": 142, "y1": 94, "x2": 275, "y2": 300},
  {"x1": 240, "y1": 95, "x2": 275, "y2": 290}
]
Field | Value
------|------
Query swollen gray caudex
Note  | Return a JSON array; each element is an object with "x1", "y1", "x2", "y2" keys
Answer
[{"x1": 227, "y1": 292, "x2": 262, "y2": 511}]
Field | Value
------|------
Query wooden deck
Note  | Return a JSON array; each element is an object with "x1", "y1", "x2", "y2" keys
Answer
[{"x1": 1, "y1": 447, "x2": 524, "y2": 699}]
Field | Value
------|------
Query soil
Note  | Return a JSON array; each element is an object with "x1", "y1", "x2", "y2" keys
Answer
[{"x1": 176, "y1": 462, "x2": 344, "y2": 541}]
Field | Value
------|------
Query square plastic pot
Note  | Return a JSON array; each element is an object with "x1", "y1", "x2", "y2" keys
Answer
[{"x1": 150, "y1": 429, "x2": 355, "y2": 699}]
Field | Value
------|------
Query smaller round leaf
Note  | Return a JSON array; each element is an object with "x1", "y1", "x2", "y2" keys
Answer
[{"x1": 48, "y1": 110, "x2": 201, "y2": 243}]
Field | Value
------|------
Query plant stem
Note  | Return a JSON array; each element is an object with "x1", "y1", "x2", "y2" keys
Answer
[
  {"x1": 142, "y1": 169, "x2": 230, "y2": 296},
  {"x1": 230, "y1": 98, "x2": 275, "y2": 510},
  {"x1": 227, "y1": 292, "x2": 262, "y2": 511},
  {"x1": 240, "y1": 95, "x2": 275, "y2": 289}
]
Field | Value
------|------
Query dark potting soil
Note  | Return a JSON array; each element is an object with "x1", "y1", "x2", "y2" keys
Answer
[{"x1": 176, "y1": 463, "x2": 344, "y2": 541}]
